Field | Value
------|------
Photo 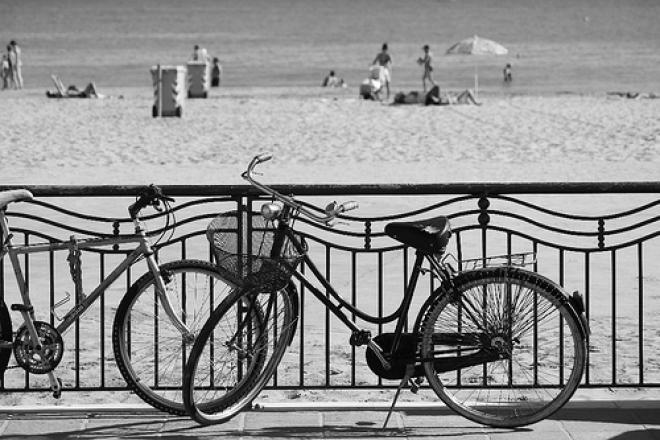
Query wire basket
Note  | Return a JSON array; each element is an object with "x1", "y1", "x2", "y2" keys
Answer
[{"x1": 207, "y1": 210, "x2": 305, "y2": 290}]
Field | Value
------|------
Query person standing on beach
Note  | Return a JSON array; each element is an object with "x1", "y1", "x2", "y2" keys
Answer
[
  {"x1": 189, "y1": 45, "x2": 202, "y2": 61},
  {"x1": 372, "y1": 43, "x2": 393, "y2": 100},
  {"x1": 503, "y1": 63, "x2": 512, "y2": 82},
  {"x1": 417, "y1": 44, "x2": 436, "y2": 93},
  {"x1": 211, "y1": 57, "x2": 222, "y2": 87},
  {"x1": 8, "y1": 40, "x2": 22, "y2": 90},
  {"x1": 1, "y1": 53, "x2": 10, "y2": 90}
]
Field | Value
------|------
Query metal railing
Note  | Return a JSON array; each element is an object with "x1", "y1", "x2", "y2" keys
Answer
[{"x1": 1, "y1": 182, "x2": 660, "y2": 396}]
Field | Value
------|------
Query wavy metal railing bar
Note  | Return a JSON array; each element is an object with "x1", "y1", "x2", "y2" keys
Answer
[{"x1": 2, "y1": 182, "x2": 660, "y2": 398}]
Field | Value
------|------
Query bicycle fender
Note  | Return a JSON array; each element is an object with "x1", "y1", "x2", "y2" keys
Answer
[
  {"x1": 516, "y1": 269, "x2": 590, "y2": 340},
  {"x1": 284, "y1": 283, "x2": 300, "y2": 347},
  {"x1": 568, "y1": 290, "x2": 590, "y2": 338}
]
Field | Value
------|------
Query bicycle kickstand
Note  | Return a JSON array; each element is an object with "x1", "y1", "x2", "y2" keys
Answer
[{"x1": 382, "y1": 364, "x2": 415, "y2": 430}]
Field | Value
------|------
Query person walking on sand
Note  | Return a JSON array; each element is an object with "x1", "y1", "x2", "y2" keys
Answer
[
  {"x1": 8, "y1": 40, "x2": 22, "y2": 90},
  {"x1": 372, "y1": 43, "x2": 393, "y2": 100},
  {"x1": 417, "y1": 44, "x2": 436, "y2": 93},
  {"x1": 503, "y1": 63, "x2": 512, "y2": 82}
]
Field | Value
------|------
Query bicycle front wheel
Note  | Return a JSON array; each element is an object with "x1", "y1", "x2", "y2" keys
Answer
[
  {"x1": 183, "y1": 284, "x2": 297, "y2": 425},
  {"x1": 113, "y1": 259, "x2": 234, "y2": 415},
  {"x1": 420, "y1": 267, "x2": 586, "y2": 428}
]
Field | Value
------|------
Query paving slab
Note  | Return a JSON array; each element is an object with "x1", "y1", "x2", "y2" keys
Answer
[{"x1": 0, "y1": 399, "x2": 658, "y2": 439}]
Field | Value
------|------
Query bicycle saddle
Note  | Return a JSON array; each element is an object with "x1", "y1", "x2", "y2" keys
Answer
[
  {"x1": 385, "y1": 216, "x2": 451, "y2": 254},
  {"x1": 0, "y1": 190, "x2": 33, "y2": 210}
]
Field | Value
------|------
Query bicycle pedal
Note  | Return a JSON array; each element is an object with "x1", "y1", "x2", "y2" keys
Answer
[
  {"x1": 409, "y1": 376, "x2": 424, "y2": 394},
  {"x1": 51, "y1": 378, "x2": 63, "y2": 399}
]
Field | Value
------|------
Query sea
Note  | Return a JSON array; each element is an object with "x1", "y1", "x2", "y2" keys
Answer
[{"x1": 1, "y1": 0, "x2": 659, "y2": 94}]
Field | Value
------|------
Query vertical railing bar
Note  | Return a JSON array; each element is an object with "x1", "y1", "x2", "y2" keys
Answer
[
  {"x1": 377, "y1": 250, "x2": 384, "y2": 387},
  {"x1": 506, "y1": 232, "x2": 513, "y2": 384},
  {"x1": 378, "y1": 251, "x2": 384, "y2": 332},
  {"x1": 611, "y1": 250, "x2": 617, "y2": 385},
  {"x1": 23, "y1": 233, "x2": 29, "y2": 389},
  {"x1": 637, "y1": 242, "x2": 644, "y2": 385},
  {"x1": 480, "y1": 199, "x2": 488, "y2": 385},
  {"x1": 584, "y1": 251, "x2": 591, "y2": 385},
  {"x1": 351, "y1": 251, "x2": 357, "y2": 387},
  {"x1": 99, "y1": 253, "x2": 105, "y2": 388},
  {"x1": 325, "y1": 244, "x2": 331, "y2": 386},
  {"x1": 456, "y1": 230, "x2": 463, "y2": 272},
  {"x1": 181, "y1": 239, "x2": 188, "y2": 385},
  {"x1": 299, "y1": 258, "x2": 306, "y2": 388},
  {"x1": 559, "y1": 249, "x2": 565, "y2": 385},
  {"x1": 49, "y1": 249, "x2": 55, "y2": 327},
  {"x1": 533, "y1": 241, "x2": 539, "y2": 384},
  {"x1": 125, "y1": 261, "x2": 132, "y2": 391}
]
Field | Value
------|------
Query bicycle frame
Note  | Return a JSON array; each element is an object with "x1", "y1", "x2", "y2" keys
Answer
[
  {"x1": 274, "y1": 206, "x2": 439, "y2": 366},
  {"x1": 0, "y1": 205, "x2": 192, "y2": 395}
]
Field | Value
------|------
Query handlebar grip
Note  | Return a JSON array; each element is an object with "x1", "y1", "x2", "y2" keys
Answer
[{"x1": 339, "y1": 201, "x2": 359, "y2": 213}]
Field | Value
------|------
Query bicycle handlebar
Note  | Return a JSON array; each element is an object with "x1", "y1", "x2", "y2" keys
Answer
[
  {"x1": 242, "y1": 153, "x2": 358, "y2": 225},
  {"x1": 128, "y1": 184, "x2": 175, "y2": 219}
]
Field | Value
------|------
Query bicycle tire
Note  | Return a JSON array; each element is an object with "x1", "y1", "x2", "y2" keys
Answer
[
  {"x1": 183, "y1": 284, "x2": 297, "y2": 425},
  {"x1": 420, "y1": 266, "x2": 586, "y2": 428},
  {"x1": 112, "y1": 259, "x2": 234, "y2": 415},
  {"x1": 0, "y1": 300, "x2": 12, "y2": 374}
]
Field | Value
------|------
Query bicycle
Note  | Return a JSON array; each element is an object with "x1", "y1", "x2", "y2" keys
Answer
[
  {"x1": 0, "y1": 185, "x2": 234, "y2": 415},
  {"x1": 183, "y1": 153, "x2": 590, "y2": 428}
]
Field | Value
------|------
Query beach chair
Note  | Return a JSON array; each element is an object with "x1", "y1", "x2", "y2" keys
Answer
[{"x1": 46, "y1": 74, "x2": 68, "y2": 98}]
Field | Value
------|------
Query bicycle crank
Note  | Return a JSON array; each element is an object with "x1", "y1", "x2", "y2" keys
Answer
[{"x1": 13, "y1": 321, "x2": 64, "y2": 374}]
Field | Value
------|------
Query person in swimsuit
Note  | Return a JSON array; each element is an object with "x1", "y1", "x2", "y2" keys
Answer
[
  {"x1": 8, "y1": 40, "x2": 22, "y2": 90},
  {"x1": 424, "y1": 85, "x2": 481, "y2": 106},
  {"x1": 372, "y1": 43, "x2": 393, "y2": 100},
  {"x1": 417, "y1": 44, "x2": 436, "y2": 93}
]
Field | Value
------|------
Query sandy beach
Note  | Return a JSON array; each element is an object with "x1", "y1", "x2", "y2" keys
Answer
[
  {"x1": 2, "y1": 86, "x2": 659, "y2": 187},
  {"x1": 1, "y1": 85, "x2": 659, "y2": 409}
]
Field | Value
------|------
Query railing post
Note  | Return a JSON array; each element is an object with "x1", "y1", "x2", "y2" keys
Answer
[
  {"x1": 598, "y1": 219, "x2": 605, "y2": 249},
  {"x1": 478, "y1": 196, "x2": 490, "y2": 262}
]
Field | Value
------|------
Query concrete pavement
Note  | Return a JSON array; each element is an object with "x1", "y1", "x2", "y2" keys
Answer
[{"x1": 1, "y1": 399, "x2": 659, "y2": 440}]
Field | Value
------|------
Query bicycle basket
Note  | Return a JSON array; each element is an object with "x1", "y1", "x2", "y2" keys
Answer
[{"x1": 207, "y1": 210, "x2": 305, "y2": 289}]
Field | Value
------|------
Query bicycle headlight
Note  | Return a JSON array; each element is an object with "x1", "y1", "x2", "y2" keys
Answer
[{"x1": 261, "y1": 202, "x2": 282, "y2": 220}]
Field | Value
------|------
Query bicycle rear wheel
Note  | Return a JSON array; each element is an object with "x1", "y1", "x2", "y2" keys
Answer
[
  {"x1": 420, "y1": 267, "x2": 586, "y2": 428},
  {"x1": 183, "y1": 284, "x2": 297, "y2": 425},
  {"x1": 113, "y1": 260, "x2": 234, "y2": 415}
]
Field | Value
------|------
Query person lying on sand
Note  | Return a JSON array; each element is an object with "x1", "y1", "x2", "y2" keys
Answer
[
  {"x1": 65, "y1": 82, "x2": 102, "y2": 98},
  {"x1": 424, "y1": 85, "x2": 481, "y2": 106},
  {"x1": 47, "y1": 76, "x2": 122, "y2": 99},
  {"x1": 393, "y1": 90, "x2": 424, "y2": 104}
]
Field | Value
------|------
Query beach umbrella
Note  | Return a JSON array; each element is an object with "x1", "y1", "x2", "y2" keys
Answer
[
  {"x1": 445, "y1": 35, "x2": 508, "y2": 98},
  {"x1": 446, "y1": 35, "x2": 508, "y2": 55}
]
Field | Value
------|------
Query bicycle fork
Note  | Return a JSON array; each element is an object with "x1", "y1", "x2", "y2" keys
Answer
[{"x1": 144, "y1": 252, "x2": 195, "y2": 343}]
